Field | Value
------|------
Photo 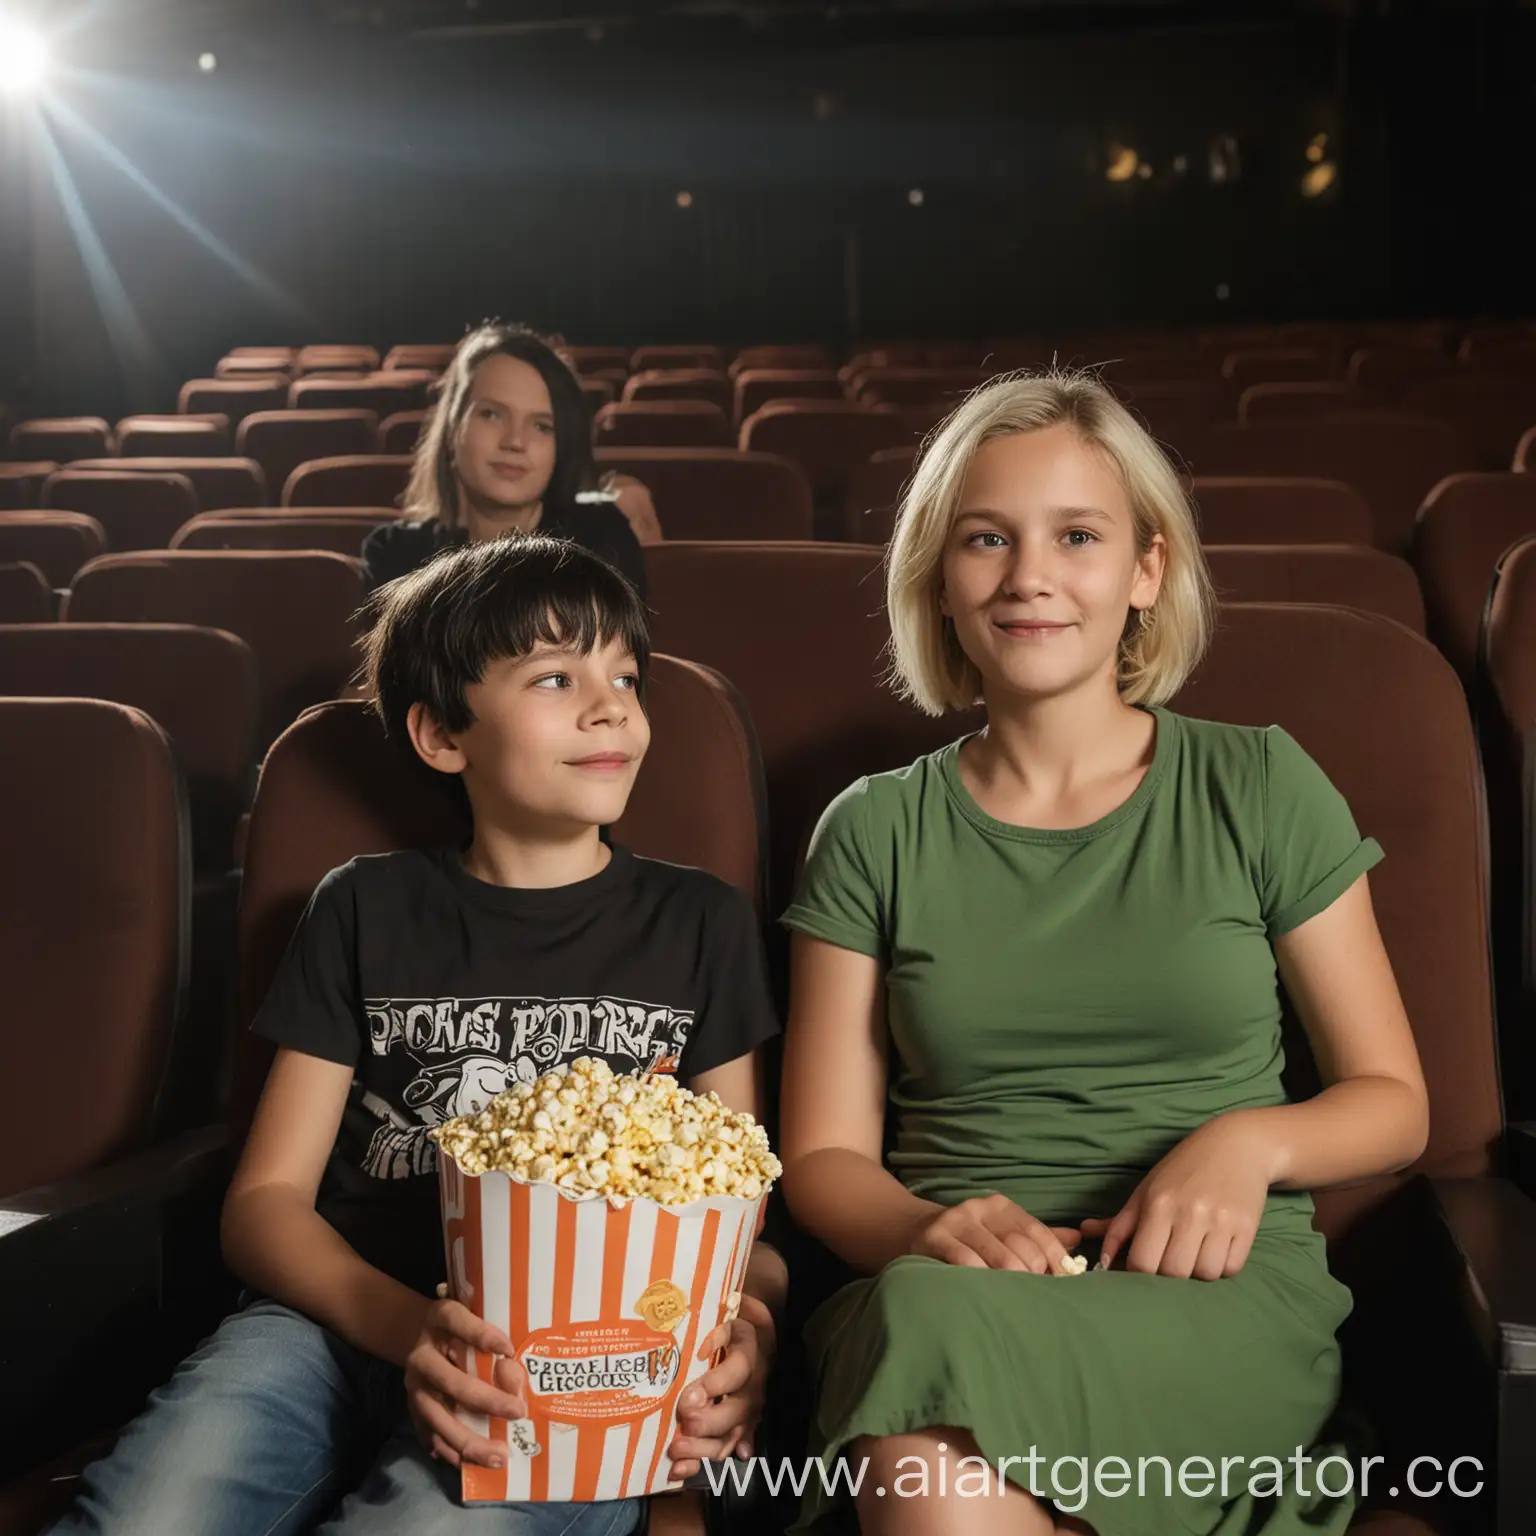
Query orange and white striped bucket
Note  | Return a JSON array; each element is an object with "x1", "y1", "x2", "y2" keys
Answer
[{"x1": 440, "y1": 1155, "x2": 766, "y2": 1503}]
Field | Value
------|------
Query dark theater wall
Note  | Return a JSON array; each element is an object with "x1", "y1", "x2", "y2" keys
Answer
[{"x1": 8, "y1": 5, "x2": 1532, "y2": 419}]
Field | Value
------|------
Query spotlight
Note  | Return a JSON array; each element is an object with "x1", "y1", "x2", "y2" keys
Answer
[
  {"x1": 0, "y1": 20, "x2": 49, "y2": 94},
  {"x1": 907, "y1": 187, "x2": 925, "y2": 207},
  {"x1": 675, "y1": 190, "x2": 693, "y2": 209},
  {"x1": 198, "y1": 52, "x2": 217, "y2": 73},
  {"x1": 1301, "y1": 162, "x2": 1338, "y2": 198},
  {"x1": 1105, "y1": 144, "x2": 1139, "y2": 183}
]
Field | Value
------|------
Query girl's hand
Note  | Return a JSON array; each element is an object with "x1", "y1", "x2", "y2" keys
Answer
[
  {"x1": 600, "y1": 472, "x2": 665, "y2": 545},
  {"x1": 1079, "y1": 1114, "x2": 1274, "y2": 1280},
  {"x1": 908, "y1": 1193, "x2": 1081, "y2": 1275}
]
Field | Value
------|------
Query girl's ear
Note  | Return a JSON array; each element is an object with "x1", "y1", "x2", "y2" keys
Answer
[{"x1": 407, "y1": 701, "x2": 469, "y2": 777}]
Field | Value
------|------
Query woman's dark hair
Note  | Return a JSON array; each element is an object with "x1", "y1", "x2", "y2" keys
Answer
[
  {"x1": 359, "y1": 534, "x2": 651, "y2": 761},
  {"x1": 403, "y1": 322, "x2": 596, "y2": 530}
]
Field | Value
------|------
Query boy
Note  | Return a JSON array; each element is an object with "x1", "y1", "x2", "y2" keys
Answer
[{"x1": 46, "y1": 535, "x2": 786, "y2": 1535}]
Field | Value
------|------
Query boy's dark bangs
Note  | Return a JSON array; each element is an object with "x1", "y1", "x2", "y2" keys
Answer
[{"x1": 473, "y1": 547, "x2": 650, "y2": 690}]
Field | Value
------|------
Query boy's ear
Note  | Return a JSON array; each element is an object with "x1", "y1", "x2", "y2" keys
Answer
[{"x1": 406, "y1": 701, "x2": 469, "y2": 778}]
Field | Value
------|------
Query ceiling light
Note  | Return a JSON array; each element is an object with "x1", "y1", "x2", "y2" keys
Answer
[{"x1": 0, "y1": 21, "x2": 50, "y2": 94}]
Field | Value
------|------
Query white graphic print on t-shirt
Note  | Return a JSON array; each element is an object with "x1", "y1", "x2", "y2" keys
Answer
[{"x1": 358, "y1": 994, "x2": 692, "y2": 1180}]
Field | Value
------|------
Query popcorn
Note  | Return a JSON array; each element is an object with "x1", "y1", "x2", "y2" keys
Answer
[
  {"x1": 431, "y1": 1056, "x2": 782, "y2": 1204},
  {"x1": 1057, "y1": 1253, "x2": 1089, "y2": 1276}
]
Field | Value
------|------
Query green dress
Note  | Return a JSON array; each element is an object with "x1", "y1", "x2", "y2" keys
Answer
[{"x1": 779, "y1": 705, "x2": 1383, "y2": 1535}]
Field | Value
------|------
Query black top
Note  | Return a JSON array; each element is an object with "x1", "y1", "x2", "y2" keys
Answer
[
  {"x1": 251, "y1": 843, "x2": 780, "y2": 1296},
  {"x1": 360, "y1": 498, "x2": 647, "y2": 598}
]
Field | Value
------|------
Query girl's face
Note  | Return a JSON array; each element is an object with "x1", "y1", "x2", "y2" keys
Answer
[
  {"x1": 938, "y1": 424, "x2": 1165, "y2": 705},
  {"x1": 454, "y1": 353, "x2": 560, "y2": 516}
]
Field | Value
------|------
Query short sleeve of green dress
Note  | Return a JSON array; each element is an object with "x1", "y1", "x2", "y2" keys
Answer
[{"x1": 779, "y1": 706, "x2": 1384, "y2": 1536}]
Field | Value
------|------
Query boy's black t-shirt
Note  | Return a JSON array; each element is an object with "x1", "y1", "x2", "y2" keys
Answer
[{"x1": 251, "y1": 843, "x2": 780, "y2": 1297}]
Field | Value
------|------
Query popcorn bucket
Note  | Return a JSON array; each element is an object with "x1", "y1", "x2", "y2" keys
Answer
[{"x1": 440, "y1": 1155, "x2": 767, "y2": 1503}]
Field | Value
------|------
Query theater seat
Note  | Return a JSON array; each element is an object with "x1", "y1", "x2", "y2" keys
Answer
[
  {"x1": 1202, "y1": 545, "x2": 1425, "y2": 632},
  {"x1": 172, "y1": 513, "x2": 389, "y2": 556},
  {"x1": 643, "y1": 541, "x2": 976, "y2": 921},
  {"x1": 229, "y1": 653, "x2": 765, "y2": 1126},
  {"x1": 238, "y1": 410, "x2": 381, "y2": 499},
  {"x1": 630, "y1": 345, "x2": 725, "y2": 374},
  {"x1": 1109, "y1": 380, "x2": 1229, "y2": 457},
  {"x1": 380, "y1": 410, "x2": 429, "y2": 455},
  {"x1": 1347, "y1": 346, "x2": 1452, "y2": 401},
  {"x1": 1406, "y1": 374, "x2": 1536, "y2": 468},
  {"x1": 1182, "y1": 417, "x2": 1481, "y2": 555},
  {"x1": 1238, "y1": 382, "x2": 1367, "y2": 423},
  {"x1": 178, "y1": 377, "x2": 290, "y2": 424},
  {"x1": 288, "y1": 372, "x2": 436, "y2": 417},
  {"x1": 64, "y1": 550, "x2": 365, "y2": 749},
  {"x1": 64, "y1": 458, "x2": 269, "y2": 512},
  {"x1": 729, "y1": 345, "x2": 834, "y2": 377},
  {"x1": 741, "y1": 402, "x2": 912, "y2": 533},
  {"x1": 0, "y1": 698, "x2": 186, "y2": 1195},
  {"x1": 41, "y1": 469, "x2": 201, "y2": 553},
  {"x1": 622, "y1": 369, "x2": 732, "y2": 414},
  {"x1": 593, "y1": 448, "x2": 813, "y2": 541},
  {"x1": 843, "y1": 446, "x2": 919, "y2": 544},
  {"x1": 1192, "y1": 477, "x2": 1375, "y2": 547},
  {"x1": 0, "y1": 562, "x2": 54, "y2": 623},
  {"x1": 296, "y1": 345, "x2": 381, "y2": 375},
  {"x1": 0, "y1": 512, "x2": 107, "y2": 587},
  {"x1": 0, "y1": 464, "x2": 59, "y2": 512},
  {"x1": 1479, "y1": 535, "x2": 1536, "y2": 1118},
  {"x1": 116, "y1": 415, "x2": 232, "y2": 458},
  {"x1": 8, "y1": 418, "x2": 112, "y2": 464},
  {"x1": 282, "y1": 455, "x2": 413, "y2": 509},
  {"x1": 0, "y1": 623, "x2": 256, "y2": 877},
  {"x1": 382, "y1": 344, "x2": 455, "y2": 373},
  {"x1": 594, "y1": 401, "x2": 734, "y2": 448},
  {"x1": 1221, "y1": 347, "x2": 1334, "y2": 390},
  {"x1": 732, "y1": 369, "x2": 844, "y2": 427},
  {"x1": 564, "y1": 346, "x2": 631, "y2": 376},
  {"x1": 1413, "y1": 472, "x2": 1536, "y2": 685}
]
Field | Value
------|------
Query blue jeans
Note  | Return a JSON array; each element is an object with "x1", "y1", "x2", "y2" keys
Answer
[{"x1": 42, "y1": 1296, "x2": 648, "y2": 1536}]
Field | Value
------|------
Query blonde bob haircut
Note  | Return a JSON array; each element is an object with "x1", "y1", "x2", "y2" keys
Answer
[{"x1": 886, "y1": 369, "x2": 1216, "y2": 715}]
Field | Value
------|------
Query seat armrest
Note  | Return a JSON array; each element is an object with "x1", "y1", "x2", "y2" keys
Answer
[
  {"x1": 1503, "y1": 1122, "x2": 1536, "y2": 1202},
  {"x1": 0, "y1": 1127, "x2": 234, "y2": 1481},
  {"x1": 1429, "y1": 1176, "x2": 1536, "y2": 1536},
  {"x1": 1429, "y1": 1175, "x2": 1536, "y2": 1374}
]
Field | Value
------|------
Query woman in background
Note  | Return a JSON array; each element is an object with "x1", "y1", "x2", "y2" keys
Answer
[{"x1": 362, "y1": 324, "x2": 658, "y2": 597}]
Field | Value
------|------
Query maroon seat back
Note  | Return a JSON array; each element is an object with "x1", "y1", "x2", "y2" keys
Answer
[
  {"x1": 593, "y1": 401, "x2": 733, "y2": 448},
  {"x1": 1202, "y1": 545, "x2": 1425, "y2": 633},
  {"x1": 0, "y1": 624, "x2": 257, "y2": 872},
  {"x1": 0, "y1": 513, "x2": 106, "y2": 587},
  {"x1": 237, "y1": 411, "x2": 381, "y2": 499},
  {"x1": 593, "y1": 448, "x2": 813, "y2": 541},
  {"x1": 1192, "y1": 477, "x2": 1375, "y2": 547},
  {"x1": 64, "y1": 550, "x2": 365, "y2": 749},
  {"x1": 41, "y1": 471, "x2": 202, "y2": 552},
  {"x1": 282, "y1": 455, "x2": 412, "y2": 509},
  {"x1": 116, "y1": 416, "x2": 231, "y2": 459},
  {"x1": 0, "y1": 699, "x2": 185, "y2": 1195},
  {"x1": 230, "y1": 656, "x2": 764, "y2": 1129},
  {"x1": 1413, "y1": 473, "x2": 1536, "y2": 683}
]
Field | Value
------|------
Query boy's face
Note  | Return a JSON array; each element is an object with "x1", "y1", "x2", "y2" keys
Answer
[{"x1": 413, "y1": 634, "x2": 649, "y2": 832}]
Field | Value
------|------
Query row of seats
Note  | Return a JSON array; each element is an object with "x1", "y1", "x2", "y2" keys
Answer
[
  {"x1": 7, "y1": 592, "x2": 1535, "y2": 1536},
  {"x1": 9, "y1": 458, "x2": 1534, "y2": 677},
  {"x1": 9, "y1": 403, "x2": 1517, "y2": 555},
  {"x1": 0, "y1": 537, "x2": 1512, "y2": 905}
]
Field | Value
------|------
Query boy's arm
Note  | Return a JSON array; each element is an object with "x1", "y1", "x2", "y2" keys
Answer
[{"x1": 220, "y1": 1046, "x2": 431, "y2": 1366}]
